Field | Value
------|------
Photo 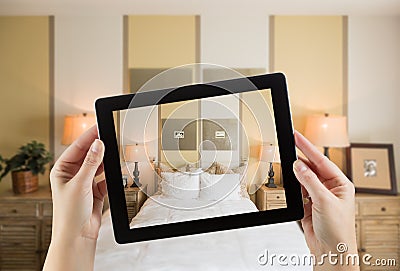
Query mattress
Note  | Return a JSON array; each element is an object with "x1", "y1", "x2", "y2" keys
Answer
[{"x1": 94, "y1": 196, "x2": 311, "y2": 271}]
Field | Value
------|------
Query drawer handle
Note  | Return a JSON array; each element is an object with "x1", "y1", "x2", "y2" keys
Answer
[
  {"x1": 381, "y1": 207, "x2": 386, "y2": 212},
  {"x1": 11, "y1": 209, "x2": 17, "y2": 214},
  {"x1": 276, "y1": 196, "x2": 280, "y2": 199},
  {"x1": 360, "y1": 248, "x2": 366, "y2": 252}
]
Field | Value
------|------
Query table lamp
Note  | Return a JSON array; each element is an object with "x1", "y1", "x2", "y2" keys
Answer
[
  {"x1": 304, "y1": 113, "x2": 350, "y2": 159},
  {"x1": 125, "y1": 144, "x2": 146, "y2": 187},
  {"x1": 62, "y1": 113, "x2": 96, "y2": 145},
  {"x1": 260, "y1": 143, "x2": 280, "y2": 188}
]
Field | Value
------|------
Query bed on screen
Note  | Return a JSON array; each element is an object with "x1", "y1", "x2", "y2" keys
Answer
[{"x1": 94, "y1": 163, "x2": 311, "y2": 271}]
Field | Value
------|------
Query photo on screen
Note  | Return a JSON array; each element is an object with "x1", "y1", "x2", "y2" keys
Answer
[{"x1": 112, "y1": 76, "x2": 287, "y2": 229}]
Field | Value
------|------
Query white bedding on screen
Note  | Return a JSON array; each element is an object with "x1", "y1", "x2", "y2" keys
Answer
[
  {"x1": 94, "y1": 196, "x2": 311, "y2": 271},
  {"x1": 129, "y1": 195, "x2": 257, "y2": 227}
]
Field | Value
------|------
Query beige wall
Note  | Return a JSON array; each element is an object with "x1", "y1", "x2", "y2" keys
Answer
[
  {"x1": 127, "y1": 16, "x2": 199, "y2": 193},
  {"x1": 0, "y1": 16, "x2": 50, "y2": 192},
  {"x1": 128, "y1": 15, "x2": 197, "y2": 69},
  {"x1": 272, "y1": 16, "x2": 346, "y2": 169}
]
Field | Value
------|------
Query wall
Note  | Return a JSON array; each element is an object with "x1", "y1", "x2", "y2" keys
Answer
[
  {"x1": 54, "y1": 15, "x2": 123, "y2": 158},
  {"x1": 272, "y1": 16, "x2": 346, "y2": 169},
  {"x1": 128, "y1": 15, "x2": 198, "y2": 69},
  {"x1": 200, "y1": 14, "x2": 268, "y2": 70},
  {"x1": 348, "y1": 16, "x2": 400, "y2": 188},
  {"x1": 0, "y1": 16, "x2": 50, "y2": 193},
  {"x1": 2, "y1": 13, "x2": 399, "y2": 193}
]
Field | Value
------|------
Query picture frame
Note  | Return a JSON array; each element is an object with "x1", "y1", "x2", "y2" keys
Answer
[{"x1": 346, "y1": 143, "x2": 397, "y2": 195}]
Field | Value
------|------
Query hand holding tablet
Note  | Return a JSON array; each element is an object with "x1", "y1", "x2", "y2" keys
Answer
[
  {"x1": 95, "y1": 72, "x2": 304, "y2": 243},
  {"x1": 44, "y1": 112, "x2": 358, "y2": 271}
]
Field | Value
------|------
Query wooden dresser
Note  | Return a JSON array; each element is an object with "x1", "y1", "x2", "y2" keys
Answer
[
  {"x1": 0, "y1": 187, "x2": 52, "y2": 271},
  {"x1": 355, "y1": 194, "x2": 400, "y2": 270},
  {"x1": 124, "y1": 185, "x2": 147, "y2": 223},
  {"x1": 256, "y1": 185, "x2": 287, "y2": 211}
]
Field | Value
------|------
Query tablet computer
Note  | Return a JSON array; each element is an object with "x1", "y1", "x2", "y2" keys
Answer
[{"x1": 96, "y1": 72, "x2": 303, "y2": 244}]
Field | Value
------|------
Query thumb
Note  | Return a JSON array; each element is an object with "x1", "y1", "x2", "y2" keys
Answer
[
  {"x1": 75, "y1": 139, "x2": 104, "y2": 184},
  {"x1": 293, "y1": 159, "x2": 331, "y2": 203}
]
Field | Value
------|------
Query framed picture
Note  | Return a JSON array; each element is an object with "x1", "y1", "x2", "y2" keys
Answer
[{"x1": 346, "y1": 143, "x2": 397, "y2": 195}]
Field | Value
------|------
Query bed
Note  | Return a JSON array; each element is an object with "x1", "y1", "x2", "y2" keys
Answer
[{"x1": 94, "y1": 196, "x2": 311, "y2": 270}]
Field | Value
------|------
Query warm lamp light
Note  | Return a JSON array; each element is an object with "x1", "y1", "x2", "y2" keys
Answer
[
  {"x1": 260, "y1": 143, "x2": 280, "y2": 188},
  {"x1": 260, "y1": 144, "x2": 280, "y2": 163},
  {"x1": 62, "y1": 113, "x2": 96, "y2": 145},
  {"x1": 124, "y1": 144, "x2": 146, "y2": 187},
  {"x1": 304, "y1": 113, "x2": 350, "y2": 158}
]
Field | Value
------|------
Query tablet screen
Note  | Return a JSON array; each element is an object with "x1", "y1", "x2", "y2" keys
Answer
[{"x1": 113, "y1": 87, "x2": 286, "y2": 229}]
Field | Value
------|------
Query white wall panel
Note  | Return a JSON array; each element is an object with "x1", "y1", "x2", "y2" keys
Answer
[
  {"x1": 54, "y1": 15, "x2": 123, "y2": 157},
  {"x1": 348, "y1": 16, "x2": 400, "y2": 188}
]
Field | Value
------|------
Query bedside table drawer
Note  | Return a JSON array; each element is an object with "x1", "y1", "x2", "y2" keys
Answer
[
  {"x1": 0, "y1": 203, "x2": 38, "y2": 217},
  {"x1": 124, "y1": 192, "x2": 138, "y2": 202},
  {"x1": 267, "y1": 203, "x2": 287, "y2": 210},
  {"x1": 42, "y1": 203, "x2": 53, "y2": 217},
  {"x1": 266, "y1": 192, "x2": 286, "y2": 202},
  {"x1": 359, "y1": 200, "x2": 400, "y2": 216}
]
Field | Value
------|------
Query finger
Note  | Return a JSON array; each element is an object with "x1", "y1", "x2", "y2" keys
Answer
[
  {"x1": 294, "y1": 131, "x2": 345, "y2": 182},
  {"x1": 56, "y1": 125, "x2": 99, "y2": 166},
  {"x1": 75, "y1": 139, "x2": 104, "y2": 185},
  {"x1": 95, "y1": 163, "x2": 104, "y2": 177},
  {"x1": 92, "y1": 179, "x2": 107, "y2": 224},
  {"x1": 293, "y1": 159, "x2": 333, "y2": 203},
  {"x1": 96, "y1": 179, "x2": 107, "y2": 200}
]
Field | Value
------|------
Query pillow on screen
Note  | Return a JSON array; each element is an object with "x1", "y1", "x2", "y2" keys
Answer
[
  {"x1": 158, "y1": 162, "x2": 176, "y2": 173},
  {"x1": 199, "y1": 173, "x2": 241, "y2": 201},
  {"x1": 160, "y1": 172, "x2": 200, "y2": 200},
  {"x1": 204, "y1": 162, "x2": 234, "y2": 175},
  {"x1": 231, "y1": 164, "x2": 250, "y2": 199}
]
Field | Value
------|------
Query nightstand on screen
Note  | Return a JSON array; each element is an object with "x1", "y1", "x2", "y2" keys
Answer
[
  {"x1": 256, "y1": 185, "x2": 287, "y2": 211},
  {"x1": 124, "y1": 184, "x2": 147, "y2": 222}
]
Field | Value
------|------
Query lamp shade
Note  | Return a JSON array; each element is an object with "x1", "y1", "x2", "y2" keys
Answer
[
  {"x1": 260, "y1": 144, "x2": 280, "y2": 163},
  {"x1": 124, "y1": 144, "x2": 146, "y2": 162},
  {"x1": 62, "y1": 113, "x2": 96, "y2": 145},
  {"x1": 304, "y1": 114, "x2": 350, "y2": 148}
]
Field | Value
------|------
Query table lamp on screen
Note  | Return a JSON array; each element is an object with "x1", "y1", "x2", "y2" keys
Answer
[
  {"x1": 260, "y1": 143, "x2": 281, "y2": 188},
  {"x1": 124, "y1": 144, "x2": 146, "y2": 187}
]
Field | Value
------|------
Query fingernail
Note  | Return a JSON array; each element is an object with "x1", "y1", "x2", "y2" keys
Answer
[
  {"x1": 91, "y1": 139, "x2": 102, "y2": 154},
  {"x1": 294, "y1": 160, "x2": 308, "y2": 173}
]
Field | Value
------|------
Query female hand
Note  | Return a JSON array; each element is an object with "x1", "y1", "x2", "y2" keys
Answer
[
  {"x1": 43, "y1": 126, "x2": 107, "y2": 271},
  {"x1": 293, "y1": 131, "x2": 359, "y2": 270}
]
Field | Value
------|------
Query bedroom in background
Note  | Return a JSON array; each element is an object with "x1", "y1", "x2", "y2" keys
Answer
[
  {"x1": 0, "y1": 3, "x2": 399, "y2": 270},
  {"x1": 0, "y1": 16, "x2": 53, "y2": 270}
]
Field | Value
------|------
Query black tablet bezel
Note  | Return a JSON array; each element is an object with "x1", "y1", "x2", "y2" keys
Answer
[{"x1": 96, "y1": 72, "x2": 303, "y2": 244}]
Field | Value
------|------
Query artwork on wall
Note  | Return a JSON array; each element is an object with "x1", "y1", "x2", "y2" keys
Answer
[
  {"x1": 161, "y1": 119, "x2": 197, "y2": 151},
  {"x1": 202, "y1": 119, "x2": 238, "y2": 151},
  {"x1": 346, "y1": 143, "x2": 397, "y2": 195}
]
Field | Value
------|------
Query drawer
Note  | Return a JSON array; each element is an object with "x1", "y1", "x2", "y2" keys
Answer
[
  {"x1": 266, "y1": 192, "x2": 286, "y2": 201},
  {"x1": 359, "y1": 200, "x2": 400, "y2": 216},
  {"x1": 267, "y1": 203, "x2": 287, "y2": 210},
  {"x1": 0, "y1": 203, "x2": 38, "y2": 217},
  {"x1": 124, "y1": 192, "x2": 138, "y2": 202},
  {"x1": 42, "y1": 203, "x2": 53, "y2": 217},
  {"x1": 355, "y1": 201, "x2": 359, "y2": 216}
]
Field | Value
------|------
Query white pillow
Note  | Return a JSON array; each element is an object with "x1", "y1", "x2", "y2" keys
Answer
[
  {"x1": 199, "y1": 173, "x2": 242, "y2": 201},
  {"x1": 160, "y1": 172, "x2": 200, "y2": 199}
]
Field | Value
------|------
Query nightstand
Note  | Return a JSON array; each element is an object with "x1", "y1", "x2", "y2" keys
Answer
[
  {"x1": 0, "y1": 186, "x2": 52, "y2": 271},
  {"x1": 355, "y1": 194, "x2": 400, "y2": 271},
  {"x1": 256, "y1": 185, "x2": 287, "y2": 211},
  {"x1": 124, "y1": 185, "x2": 147, "y2": 222}
]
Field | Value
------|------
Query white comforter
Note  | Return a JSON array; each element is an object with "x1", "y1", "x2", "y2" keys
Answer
[{"x1": 95, "y1": 197, "x2": 311, "y2": 271}]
